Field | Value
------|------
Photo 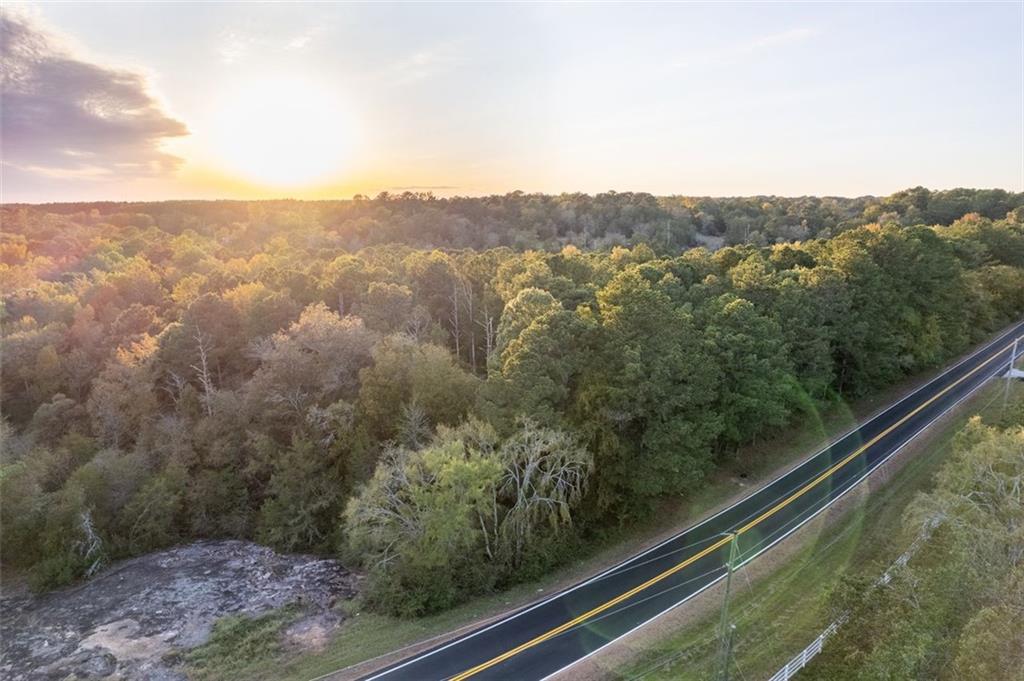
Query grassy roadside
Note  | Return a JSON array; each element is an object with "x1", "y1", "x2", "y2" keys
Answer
[
  {"x1": 182, "y1": 336, "x2": 1016, "y2": 681},
  {"x1": 603, "y1": 379, "x2": 1021, "y2": 681}
]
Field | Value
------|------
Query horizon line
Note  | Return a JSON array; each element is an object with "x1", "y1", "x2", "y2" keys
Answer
[{"x1": 3, "y1": 184, "x2": 1022, "y2": 208}]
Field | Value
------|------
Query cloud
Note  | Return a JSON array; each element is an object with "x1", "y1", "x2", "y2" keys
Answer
[
  {"x1": 218, "y1": 30, "x2": 253, "y2": 64},
  {"x1": 671, "y1": 27, "x2": 819, "y2": 71},
  {"x1": 285, "y1": 27, "x2": 324, "y2": 52},
  {"x1": 0, "y1": 10, "x2": 188, "y2": 183},
  {"x1": 386, "y1": 43, "x2": 460, "y2": 84},
  {"x1": 218, "y1": 26, "x2": 323, "y2": 64},
  {"x1": 749, "y1": 27, "x2": 818, "y2": 50}
]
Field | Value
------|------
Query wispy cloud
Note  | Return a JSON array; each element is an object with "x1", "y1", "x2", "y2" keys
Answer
[
  {"x1": 0, "y1": 9, "x2": 188, "y2": 182},
  {"x1": 218, "y1": 30, "x2": 253, "y2": 64},
  {"x1": 671, "y1": 27, "x2": 819, "y2": 71},
  {"x1": 15, "y1": 163, "x2": 114, "y2": 180},
  {"x1": 386, "y1": 43, "x2": 460, "y2": 85},
  {"x1": 285, "y1": 27, "x2": 324, "y2": 52},
  {"x1": 750, "y1": 27, "x2": 818, "y2": 50},
  {"x1": 218, "y1": 25, "x2": 323, "y2": 64}
]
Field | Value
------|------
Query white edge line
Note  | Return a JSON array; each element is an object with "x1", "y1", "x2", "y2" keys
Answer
[
  {"x1": 537, "y1": 355, "x2": 1006, "y2": 681},
  {"x1": 362, "y1": 322, "x2": 1022, "y2": 681}
]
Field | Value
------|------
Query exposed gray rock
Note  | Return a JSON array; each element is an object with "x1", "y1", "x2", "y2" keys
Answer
[
  {"x1": 59, "y1": 649, "x2": 118, "y2": 679},
  {"x1": 1, "y1": 540, "x2": 359, "y2": 680}
]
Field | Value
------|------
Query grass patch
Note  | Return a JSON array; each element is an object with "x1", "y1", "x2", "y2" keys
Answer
[{"x1": 185, "y1": 605, "x2": 302, "y2": 681}]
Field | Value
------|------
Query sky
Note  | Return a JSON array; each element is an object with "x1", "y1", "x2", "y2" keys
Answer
[{"x1": 1, "y1": 2, "x2": 1021, "y2": 203}]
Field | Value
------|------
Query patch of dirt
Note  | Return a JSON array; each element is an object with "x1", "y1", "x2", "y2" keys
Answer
[
  {"x1": 0, "y1": 540, "x2": 360, "y2": 680},
  {"x1": 282, "y1": 612, "x2": 345, "y2": 653}
]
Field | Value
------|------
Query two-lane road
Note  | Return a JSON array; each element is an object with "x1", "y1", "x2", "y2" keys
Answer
[{"x1": 361, "y1": 321, "x2": 1024, "y2": 681}]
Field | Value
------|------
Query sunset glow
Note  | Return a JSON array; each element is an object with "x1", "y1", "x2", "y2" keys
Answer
[
  {"x1": 204, "y1": 75, "x2": 358, "y2": 187},
  {"x1": 1, "y1": 2, "x2": 1021, "y2": 202}
]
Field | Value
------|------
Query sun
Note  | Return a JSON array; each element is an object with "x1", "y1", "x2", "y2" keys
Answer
[{"x1": 206, "y1": 75, "x2": 357, "y2": 187}]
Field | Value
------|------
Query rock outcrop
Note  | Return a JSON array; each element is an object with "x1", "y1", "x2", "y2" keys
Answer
[{"x1": 1, "y1": 540, "x2": 359, "y2": 680}]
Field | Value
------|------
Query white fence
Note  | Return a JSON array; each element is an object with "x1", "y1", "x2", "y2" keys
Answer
[
  {"x1": 764, "y1": 517, "x2": 939, "y2": 680},
  {"x1": 765, "y1": 621, "x2": 840, "y2": 681}
]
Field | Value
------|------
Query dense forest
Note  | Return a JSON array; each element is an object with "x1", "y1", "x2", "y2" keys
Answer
[
  {"x1": 2, "y1": 188, "x2": 1024, "y2": 616},
  {"x1": 8, "y1": 185, "x2": 1022, "y2": 253}
]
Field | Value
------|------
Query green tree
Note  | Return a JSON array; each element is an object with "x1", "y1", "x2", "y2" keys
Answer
[
  {"x1": 702, "y1": 295, "x2": 796, "y2": 447},
  {"x1": 119, "y1": 467, "x2": 187, "y2": 553},
  {"x1": 360, "y1": 281, "x2": 415, "y2": 335},
  {"x1": 86, "y1": 337, "x2": 159, "y2": 448},
  {"x1": 345, "y1": 441, "x2": 502, "y2": 616},
  {"x1": 482, "y1": 289, "x2": 593, "y2": 429},
  {"x1": 246, "y1": 303, "x2": 376, "y2": 434},
  {"x1": 357, "y1": 335, "x2": 478, "y2": 441},
  {"x1": 492, "y1": 420, "x2": 592, "y2": 571},
  {"x1": 257, "y1": 438, "x2": 343, "y2": 552},
  {"x1": 579, "y1": 267, "x2": 721, "y2": 510}
]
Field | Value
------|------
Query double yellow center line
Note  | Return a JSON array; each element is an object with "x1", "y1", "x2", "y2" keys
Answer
[{"x1": 447, "y1": 334, "x2": 1020, "y2": 681}]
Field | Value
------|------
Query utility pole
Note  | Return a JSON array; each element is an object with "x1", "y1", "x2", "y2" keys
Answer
[
  {"x1": 717, "y1": 531, "x2": 740, "y2": 681},
  {"x1": 1005, "y1": 338, "x2": 1019, "y2": 412}
]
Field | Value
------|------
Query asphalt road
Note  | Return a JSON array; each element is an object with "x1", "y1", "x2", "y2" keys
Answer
[{"x1": 363, "y1": 321, "x2": 1024, "y2": 681}]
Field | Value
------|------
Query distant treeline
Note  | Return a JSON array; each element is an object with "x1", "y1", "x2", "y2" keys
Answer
[
  {"x1": 8, "y1": 186, "x2": 1022, "y2": 252},
  {"x1": 2, "y1": 188, "x2": 1023, "y2": 615}
]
